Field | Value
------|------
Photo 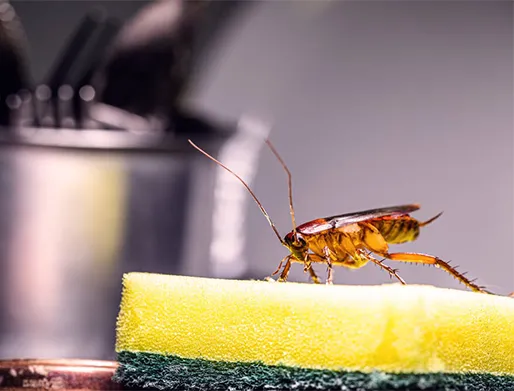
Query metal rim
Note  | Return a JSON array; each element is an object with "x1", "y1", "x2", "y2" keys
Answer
[
  {"x1": 0, "y1": 126, "x2": 230, "y2": 154},
  {"x1": 0, "y1": 358, "x2": 120, "y2": 390},
  {"x1": 0, "y1": 358, "x2": 118, "y2": 369}
]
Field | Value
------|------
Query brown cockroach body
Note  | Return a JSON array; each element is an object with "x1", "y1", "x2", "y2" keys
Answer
[
  {"x1": 277, "y1": 205, "x2": 481, "y2": 291},
  {"x1": 188, "y1": 139, "x2": 490, "y2": 294}
]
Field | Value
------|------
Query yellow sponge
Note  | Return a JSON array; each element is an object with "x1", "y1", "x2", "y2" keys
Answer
[{"x1": 116, "y1": 272, "x2": 514, "y2": 376}]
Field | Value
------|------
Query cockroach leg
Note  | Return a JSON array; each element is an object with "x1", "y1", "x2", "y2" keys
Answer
[
  {"x1": 277, "y1": 257, "x2": 293, "y2": 282},
  {"x1": 303, "y1": 255, "x2": 312, "y2": 273},
  {"x1": 307, "y1": 264, "x2": 322, "y2": 284},
  {"x1": 323, "y1": 247, "x2": 334, "y2": 285},
  {"x1": 384, "y1": 252, "x2": 489, "y2": 293},
  {"x1": 326, "y1": 263, "x2": 334, "y2": 285},
  {"x1": 326, "y1": 269, "x2": 334, "y2": 285},
  {"x1": 304, "y1": 254, "x2": 323, "y2": 284},
  {"x1": 271, "y1": 255, "x2": 290, "y2": 276},
  {"x1": 367, "y1": 255, "x2": 406, "y2": 285}
]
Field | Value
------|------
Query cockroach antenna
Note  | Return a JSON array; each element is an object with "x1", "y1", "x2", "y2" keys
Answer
[
  {"x1": 264, "y1": 139, "x2": 298, "y2": 239},
  {"x1": 188, "y1": 139, "x2": 286, "y2": 246}
]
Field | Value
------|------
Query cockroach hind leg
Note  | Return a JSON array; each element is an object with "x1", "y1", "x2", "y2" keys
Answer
[
  {"x1": 363, "y1": 251, "x2": 405, "y2": 284},
  {"x1": 384, "y1": 252, "x2": 489, "y2": 294}
]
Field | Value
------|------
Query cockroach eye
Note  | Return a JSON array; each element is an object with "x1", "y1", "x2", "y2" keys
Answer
[{"x1": 294, "y1": 235, "x2": 306, "y2": 248}]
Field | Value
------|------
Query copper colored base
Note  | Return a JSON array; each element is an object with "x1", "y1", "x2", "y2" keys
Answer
[{"x1": 0, "y1": 359, "x2": 121, "y2": 390}]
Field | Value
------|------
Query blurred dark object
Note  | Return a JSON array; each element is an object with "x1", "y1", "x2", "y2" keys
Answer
[
  {"x1": 43, "y1": 10, "x2": 121, "y2": 128},
  {"x1": 0, "y1": 0, "x2": 30, "y2": 126},
  {"x1": 4, "y1": 0, "x2": 247, "y2": 134},
  {"x1": 45, "y1": 10, "x2": 120, "y2": 93},
  {"x1": 92, "y1": 0, "x2": 205, "y2": 131},
  {"x1": 92, "y1": 0, "x2": 246, "y2": 134},
  {"x1": 0, "y1": 0, "x2": 262, "y2": 361},
  {"x1": 0, "y1": 359, "x2": 120, "y2": 390}
]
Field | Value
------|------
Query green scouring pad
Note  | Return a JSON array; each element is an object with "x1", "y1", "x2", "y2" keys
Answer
[{"x1": 114, "y1": 272, "x2": 514, "y2": 391}]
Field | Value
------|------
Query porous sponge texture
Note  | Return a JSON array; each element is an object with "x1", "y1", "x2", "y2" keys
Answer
[
  {"x1": 114, "y1": 351, "x2": 514, "y2": 391},
  {"x1": 116, "y1": 272, "x2": 514, "y2": 376}
]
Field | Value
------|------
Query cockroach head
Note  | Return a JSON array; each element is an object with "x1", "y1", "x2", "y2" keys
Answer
[{"x1": 284, "y1": 231, "x2": 306, "y2": 250}]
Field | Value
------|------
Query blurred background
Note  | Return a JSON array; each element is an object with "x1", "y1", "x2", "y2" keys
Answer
[{"x1": 0, "y1": 0, "x2": 512, "y2": 360}]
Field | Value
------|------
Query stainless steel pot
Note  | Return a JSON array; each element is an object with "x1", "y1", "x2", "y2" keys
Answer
[{"x1": 0, "y1": 116, "x2": 269, "y2": 360}]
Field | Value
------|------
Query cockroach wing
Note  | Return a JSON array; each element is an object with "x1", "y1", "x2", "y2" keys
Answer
[{"x1": 297, "y1": 204, "x2": 420, "y2": 235}]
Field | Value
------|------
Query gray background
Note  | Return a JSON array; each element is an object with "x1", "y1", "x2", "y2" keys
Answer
[
  {"x1": 190, "y1": 1, "x2": 514, "y2": 294},
  {"x1": 12, "y1": 0, "x2": 514, "y2": 295}
]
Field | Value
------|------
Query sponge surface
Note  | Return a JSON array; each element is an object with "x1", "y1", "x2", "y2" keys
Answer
[{"x1": 116, "y1": 272, "x2": 514, "y2": 376}]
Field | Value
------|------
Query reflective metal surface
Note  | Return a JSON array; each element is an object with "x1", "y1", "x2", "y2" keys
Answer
[
  {"x1": 0, "y1": 0, "x2": 271, "y2": 364},
  {"x1": 0, "y1": 359, "x2": 119, "y2": 390},
  {"x1": 0, "y1": 126, "x2": 232, "y2": 360},
  {"x1": 0, "y1": 114, "x2": 269, "y2": 361}
]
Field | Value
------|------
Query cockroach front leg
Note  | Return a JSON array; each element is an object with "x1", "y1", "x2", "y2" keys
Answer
[
  {"x1": 265, "y1": 256, "x2": 286, "y2": 282},
  {"x1": 277, "y1": 256, "x2": 292, "y2": 282},
  {"x1": 271, "y1": 255, "x2": 289, "y2": 277},
  {"x1": 384, "y1": 252, "x2": 490, "y2": 294}
]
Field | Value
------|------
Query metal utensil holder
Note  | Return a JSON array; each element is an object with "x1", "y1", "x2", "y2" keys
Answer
[{"x1": 0, "y1": 113, "x2": 269, "y2": 360}]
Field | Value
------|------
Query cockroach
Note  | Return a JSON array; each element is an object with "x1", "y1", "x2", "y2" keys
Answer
[{"x1": 188, "y1": 139, "x2": 490, "y2": 294}]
